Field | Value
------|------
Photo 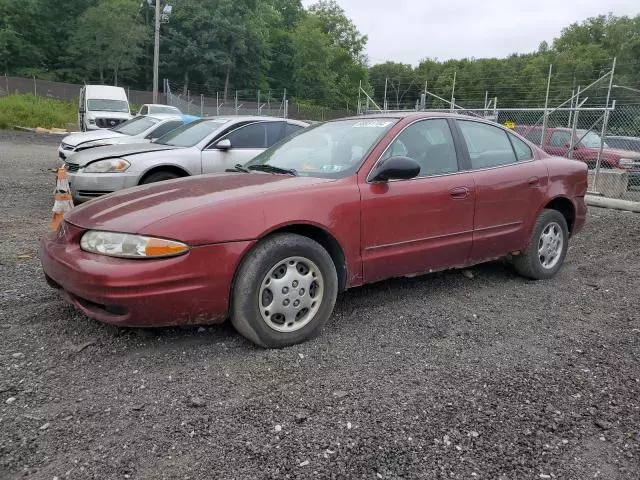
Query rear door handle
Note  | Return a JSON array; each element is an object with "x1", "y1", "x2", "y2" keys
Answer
[
  {"x1": 528, "y1": 176, "x2": 540, "y2": 185},
  {"x1": 449, "y1": 187, "x2": 469, "y2": 199}
]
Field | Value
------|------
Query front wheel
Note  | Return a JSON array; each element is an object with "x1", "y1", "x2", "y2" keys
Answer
[
  {"x1": 139, "y1": 171, "x2": 180, "y2": 185},
  {"x1": 231, "y1": 234, "x2": 338, "y2": 348},
  {"x1": 512, "y1": 209, "x2": 569, "y2": 280}
]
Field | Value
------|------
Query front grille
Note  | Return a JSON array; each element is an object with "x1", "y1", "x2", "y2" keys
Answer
[
  {"x1": 96, "y1": 118, "x2": 126, "y2": 128},
  {"x1": 77, "y1": 190, "x2": 111, "y2": 198},
  {"x1": 65, "y1": 162, "x2": 80, "y2": 173}
]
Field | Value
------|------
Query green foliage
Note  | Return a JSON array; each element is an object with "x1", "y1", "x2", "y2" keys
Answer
[
  {"x1": 0, "y1": 94, "x2": 76, "y2": 129},
  {"x1": 371, "y1": 14, "x2": 640, "y2": 110},
  {"x1": 2, "y1": 3, "x2": 639, "y2": 113}
]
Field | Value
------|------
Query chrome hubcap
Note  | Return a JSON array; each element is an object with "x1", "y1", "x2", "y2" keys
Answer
[
  {"x1": 259, "y1": 256, "x2": 324, "y2": 333},
  {"x1": 538, "y1": 222, "x2": 564, "y2": 270}
]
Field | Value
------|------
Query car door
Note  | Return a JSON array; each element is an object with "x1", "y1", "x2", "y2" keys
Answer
[
  {"x1": 200, "y1": 121, "x2": 278, "y2": 173},
  {"x1": 360, "y1": 118, "x2": 476, "y2": 283},
  {"x1": 455, "y1": 119, "x2": 549, "y2": 264}
]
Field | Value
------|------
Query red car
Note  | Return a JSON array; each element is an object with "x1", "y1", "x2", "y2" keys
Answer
[
  {"x1": 41, "y1": 113, "x2": 588, "y2": 348},
  {"x1": 515, "y1": 125, "x2": 640, "y2": 178}
]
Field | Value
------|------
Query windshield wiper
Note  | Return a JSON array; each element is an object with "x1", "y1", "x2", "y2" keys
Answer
[
  {"x1": 225, "y1": 164, "x2": 251, "y2": 173},
  {"x1": 247, "y1": 164, "x2": 298, "y2": 176}
]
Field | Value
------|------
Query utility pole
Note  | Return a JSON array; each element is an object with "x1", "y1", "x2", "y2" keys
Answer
[{"x1": 152, "y1": 0, "x2": 161, "y2": 103}]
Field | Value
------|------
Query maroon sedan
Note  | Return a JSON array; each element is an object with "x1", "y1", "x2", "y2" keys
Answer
[{"x1": 41, "y1": 113, "x2": 588, "y2": 348}]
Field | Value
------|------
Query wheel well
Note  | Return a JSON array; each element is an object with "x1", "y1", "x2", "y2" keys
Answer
[
  {"x1": 265, "y1": 224, "x2": 348, "y2": 292},
  {"x1": 545, "y1": 197, "x2": 575, "y2": 234},
  {"x1": 138, "y1": 165, "x2": 189, "y2": 184}
]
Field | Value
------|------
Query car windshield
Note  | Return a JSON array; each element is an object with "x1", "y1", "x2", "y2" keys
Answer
[
  {"x1": 153, "y1": 119, "x2": 227, "y2": 147},
  {"x1": 151, "y1": 105, "x2": 180, "y2": 114},
  {"x1": 112, "y1": 116, "x2": 159, "y2": 135},
  {"x1": 87, "y1": 99, "x2": 129, "y2": 113},
  {"x1": 578, "y1": 130, "x2": 608, "y2": 149},
  {"x1": 245, "y1": 118, "x2": 398, "y2": 178}
]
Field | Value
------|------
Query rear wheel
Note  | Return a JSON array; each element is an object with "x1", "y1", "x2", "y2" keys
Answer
[
  {"x1": 231, "y1": 234, "x2": 338, "y2": 348},
  {"x1": 513, "y1": 209, "x2": 569, "y2": 280},
  {"x1": 140, "y1": 171, "x2": 181, "y2": 185}
]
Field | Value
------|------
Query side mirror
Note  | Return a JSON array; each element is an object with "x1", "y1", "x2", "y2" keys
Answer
[
  {"x1": 370, "y1": 156, "x2": 421, "y2": 182},
  {"x1": 79, "y1": 108, "x2": 86, "y2": 114},
  {"x1": 215, "y1": 139, "x2": 232, "y2": 150}
]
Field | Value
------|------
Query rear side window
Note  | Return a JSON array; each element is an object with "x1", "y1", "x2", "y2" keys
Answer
[
  {"x1": 458, "y1": 120, "x2": 517, "y2": 169},
  {"x1": 226, "y1": 122, "x2": 266, "y2": 149},
  {"x1": 265, "y1": 122, "x2": 285, "y2": 146},
  {"x1": 508, "y1": 134, "x2": 533, "y2": 161},
  {"x1": 285, "y1": 123, "x2": 304, "y2": 137},
  {"x1": 550, "y1": 131, "x2": 571, "y2": 147},
  {"x1": 147, "y1": 121, "x2": 183, "y2": 139}
]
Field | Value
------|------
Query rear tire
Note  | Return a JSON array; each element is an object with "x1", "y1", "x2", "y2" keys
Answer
[
  {"x1": 231, "y1": 233, "x2": 338, "y2": 349},
  {"x1": 513, "y1": 209, "x2": 569, "y2": 280},
  {"x1": 140, "y1": 171, "x2": 181, "y2": 185}
]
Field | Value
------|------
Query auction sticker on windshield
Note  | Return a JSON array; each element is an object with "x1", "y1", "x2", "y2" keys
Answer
[{"x1": 353, "y1": 120, "x2": 393, "y2": 128}]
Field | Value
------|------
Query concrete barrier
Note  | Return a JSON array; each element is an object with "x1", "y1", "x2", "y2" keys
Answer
[
  {"x1": 587, "y1": 169, "x2": 629, "y2": 199},
  {"x1": 585, "y1": 195, "x2": 640, "y2": 213}
]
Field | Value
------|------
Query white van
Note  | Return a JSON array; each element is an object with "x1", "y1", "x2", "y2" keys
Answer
[{"x1": 78, "y1": 85, "x2": 132, "y2": 131}]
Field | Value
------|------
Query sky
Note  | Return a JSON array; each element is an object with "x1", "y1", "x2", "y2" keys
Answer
[{"x1": 301, "y1": 0, "x2": 639, "y2": 66}]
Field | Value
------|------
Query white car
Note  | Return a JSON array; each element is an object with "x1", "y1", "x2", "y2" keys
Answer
[
  {"x1": 58, "y1": 114, "x2": 188, "y2": 160},
  {"x1": 137, "y1": 104, "x2": 182, "y2": 116},
  {"x1": 63, "y1": 116, "x2": 309, "y2": 203}
]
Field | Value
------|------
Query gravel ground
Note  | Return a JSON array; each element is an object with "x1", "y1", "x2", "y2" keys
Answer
[{"x1": 1, "y1": 130, "x2": 639, "y2": 480}]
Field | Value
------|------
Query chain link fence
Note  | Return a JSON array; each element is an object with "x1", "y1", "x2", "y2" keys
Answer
[
  {"x1": 359, "y1": 102, "x2": 640, "y2": 201},
  {"x1": 166, "y1": 82, "x2": 351, "y2": 122}
]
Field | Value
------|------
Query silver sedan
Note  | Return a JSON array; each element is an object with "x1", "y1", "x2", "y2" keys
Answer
[{"x1": 64, "y1": 116, "x2": 309, "y2": 203}]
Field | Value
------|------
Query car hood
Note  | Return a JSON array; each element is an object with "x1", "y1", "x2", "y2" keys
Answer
[
  {"x1": 65, "y1": 142, "x2": 181, "y2": 166},
  {"x1": 65, "y1": 173, "x2": 335, "y2": 235},
  {"x1": 62, "y1": 130, "x2": 125, "y2": 147}
]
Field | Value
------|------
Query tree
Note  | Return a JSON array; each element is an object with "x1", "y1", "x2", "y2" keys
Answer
[{"x1": 68, "y1": 0, "x2": 145, "y2": 84}]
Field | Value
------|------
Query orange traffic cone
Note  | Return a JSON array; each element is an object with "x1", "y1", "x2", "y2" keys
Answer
[{"x1": 50, "y1": 167, "x2": 74, "y2": 231}]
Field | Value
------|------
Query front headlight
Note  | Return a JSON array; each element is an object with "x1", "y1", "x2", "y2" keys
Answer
[
  {"x1": 84, "y1": 158, "x2": 130, "y2": 173},
  {"x1": 618, "y1": 158, "x2": 634, "y2": 169},
  {"x1": 80, "y1": 231, "x2": 189, "y2": 259}
]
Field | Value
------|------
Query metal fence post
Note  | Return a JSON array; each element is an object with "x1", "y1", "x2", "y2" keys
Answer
[
  {"x1": 593, "y1": 57, "x2": 617, "y2": 194},
  {"x1": 540, "y1": 64, "x2": 552, "y2": 147},
  {"x1": 200, "y1": 94, "x2": 204, "y2": 117},
  {"x1": 235, "y1": 91, "x2": 238, "y2": 115},
  {"x1": 33, "y1": 76, "x2": 37, "y2": 96},
  {"x1": 5, "y1": 74, "x2": 9, "y2": 95},
  {"x1": 569, "y1": 86, "x2": 581, "y2": 159},
  {"x1": 284, "y1": 99, "x2": 289, "y2": 118}
]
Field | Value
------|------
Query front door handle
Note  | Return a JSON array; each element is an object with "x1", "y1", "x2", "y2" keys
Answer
[
  {"x1": 449, "y1": 187, "x2": 469, "y2": 199},
  {"x1": 528, "y1": 176, "x2": 540, "y2": 186}
]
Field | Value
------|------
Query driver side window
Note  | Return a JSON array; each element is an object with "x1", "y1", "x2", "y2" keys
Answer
[{"x1": 381, "y1": 119, "x2": 459, "y2": 177}]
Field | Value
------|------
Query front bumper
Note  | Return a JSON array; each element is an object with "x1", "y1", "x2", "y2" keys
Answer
[
  {"x1": 40, "y1": 222, "x2": 254, "y2": 327},
  {"x1": 68, "y1": 171, "x2": 141, "y2": 203}
]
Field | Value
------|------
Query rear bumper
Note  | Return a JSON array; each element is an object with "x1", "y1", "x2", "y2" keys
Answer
[{"x1": 40, "y1": 223, "x2": 254, "y2": 327}]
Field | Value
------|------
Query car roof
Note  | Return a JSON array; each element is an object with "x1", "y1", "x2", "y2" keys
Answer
[
  {"x1": 200, "y1": 115, "x2": 309, "y2": 126},
  {"x1": 143, "y1": 113, "x2": 183, "y2": 121},
  {"x1": 142, "y1": 103, "x2": 179, "y2": 108},
  {"x1": 605, "y1": 135, "x2": 639, "y2": 140}
]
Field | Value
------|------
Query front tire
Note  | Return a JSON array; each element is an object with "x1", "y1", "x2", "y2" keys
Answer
[
  {"x1": 513, "y1": 209, "x2": 569, "y2": 280},
  {"x1": 140, "y1": 171, "x2": 180, "y2": 185},
  {"x1": 231, "y1": 234, "x2": 338, "y2": 348}
]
